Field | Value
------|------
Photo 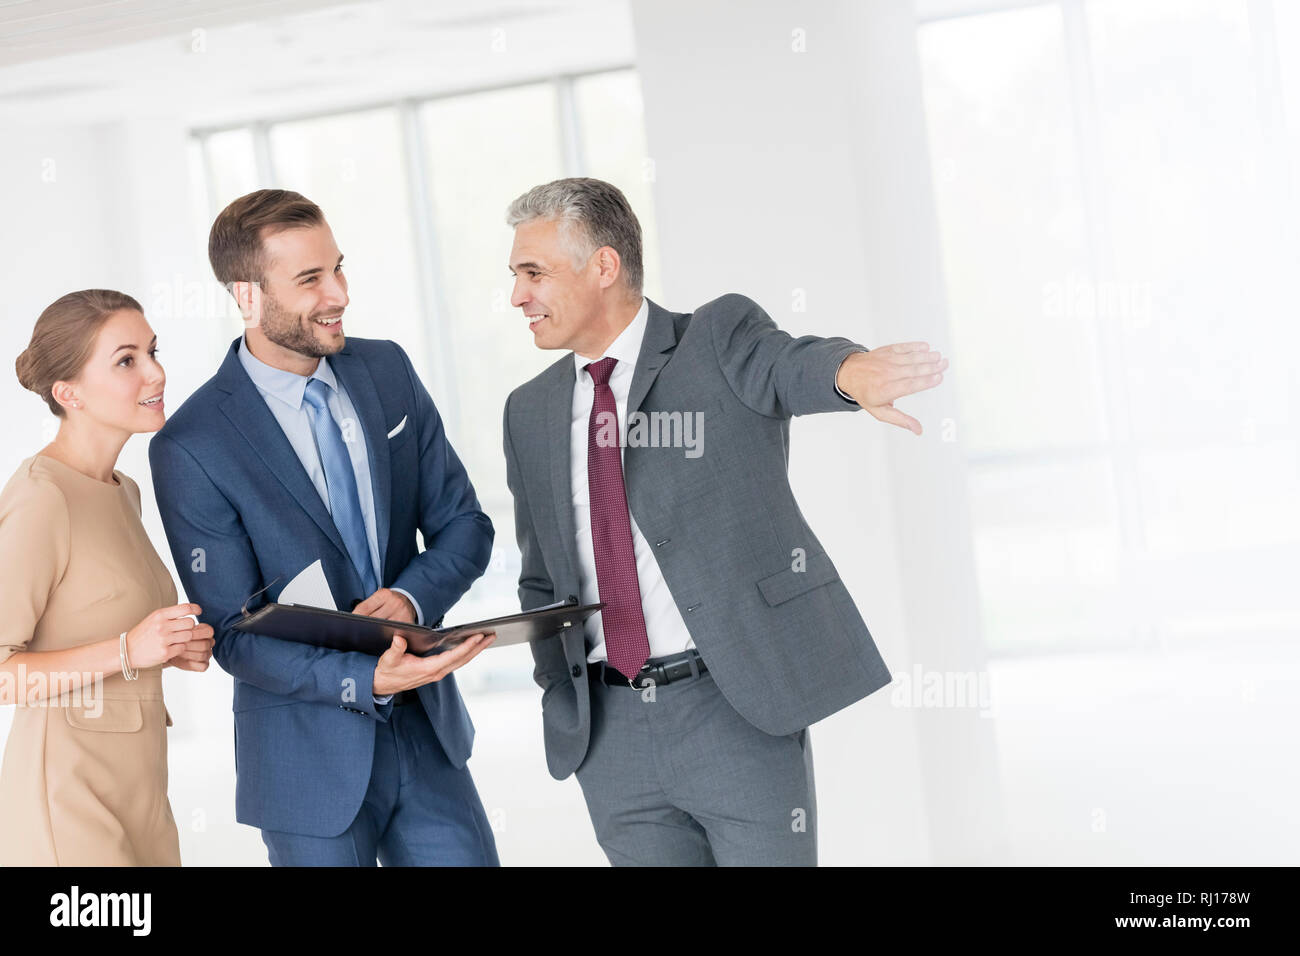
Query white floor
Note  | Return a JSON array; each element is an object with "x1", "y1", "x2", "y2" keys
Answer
[
  {"x1": 4, "y1": 637, "x2": 1295, "y2": 866},
  {"x1": 990, "y1": 639, "x2": 1298, "y2": 866}
]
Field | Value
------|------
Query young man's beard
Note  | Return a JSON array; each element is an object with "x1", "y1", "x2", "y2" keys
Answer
[{"x1": 258, "y1": 292, "x2": 343, "y2": 358}]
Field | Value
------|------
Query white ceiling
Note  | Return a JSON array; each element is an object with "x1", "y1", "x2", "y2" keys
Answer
[
  {"x1": 0, "y1": 0, "x2": 366, "y2": 66},
  {"x1": 0, "y1": 0, "x2": 634, "y2": 126}
]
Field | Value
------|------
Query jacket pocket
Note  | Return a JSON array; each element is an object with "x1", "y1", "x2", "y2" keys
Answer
[
  {"x1": 387, "y1": 415, "x2": 415, "y2": 454},
  {"x1": 64, "y1": 698, "x2": 143, "y2": 733},
  {"x1": 755, "y1": 550, "x2": 840, "y2": 606}
]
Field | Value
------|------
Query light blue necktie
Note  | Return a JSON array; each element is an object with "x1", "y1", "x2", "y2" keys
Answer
[{"x1": 302, "y1": 377, "x2": 378, "y2": 597}]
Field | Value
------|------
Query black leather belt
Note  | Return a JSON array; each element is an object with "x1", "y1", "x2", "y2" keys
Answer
[{"x1": 591, "y1": 650, "x2": 707, "y2": 689}]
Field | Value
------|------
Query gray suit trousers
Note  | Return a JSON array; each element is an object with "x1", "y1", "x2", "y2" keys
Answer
[{"x1": 575, "y1": 660, "x2": 817, "y2": 866}]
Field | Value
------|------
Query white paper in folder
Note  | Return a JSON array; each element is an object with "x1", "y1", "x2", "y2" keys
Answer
[{"x1": 276, "y1": 559, "x2": 337, "y2": 611}]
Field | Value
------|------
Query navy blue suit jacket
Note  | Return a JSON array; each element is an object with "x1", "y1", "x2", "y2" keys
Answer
[{"x1": 150, "y1": 336, "x2": 493, "y2": 837}]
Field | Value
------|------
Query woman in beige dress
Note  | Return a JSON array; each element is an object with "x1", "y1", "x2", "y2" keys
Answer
[{"x1": 0, "y1": 289, "x2": 215, "y2": 866}]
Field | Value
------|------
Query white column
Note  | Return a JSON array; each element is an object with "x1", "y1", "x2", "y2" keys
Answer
[{"x1": 630, "y1": 0, "x2": 1008, "y2": 863}]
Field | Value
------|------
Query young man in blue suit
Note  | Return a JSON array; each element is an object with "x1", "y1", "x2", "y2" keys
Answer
[{"x1": 151, "y1": 189, "x2": 499, "y2": 866}]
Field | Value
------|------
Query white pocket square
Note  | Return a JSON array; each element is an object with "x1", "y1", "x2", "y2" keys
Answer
[{"x1": 387, "y1": 415, "x2": 408, "y2": 439}]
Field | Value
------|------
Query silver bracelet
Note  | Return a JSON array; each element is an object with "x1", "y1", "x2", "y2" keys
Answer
[{"x1": 119, "y1": 631, "x2": 138, "y2": 681}]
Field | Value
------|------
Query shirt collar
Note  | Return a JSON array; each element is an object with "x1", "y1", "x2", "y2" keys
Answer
[
  {"x1": 237, "y1": 334, "x2": 337, "y2": 410},
  {"x1": 573, "y1": 297, "x2": 649, "y2": 382}
]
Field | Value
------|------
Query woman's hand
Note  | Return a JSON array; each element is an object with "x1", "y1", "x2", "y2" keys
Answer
[
  {"x1": 165, "y1": 627, "x2": 216, "y2": 672},
  {"x1": 126, "y1": 603, "x2": 205, "y2": 670}
]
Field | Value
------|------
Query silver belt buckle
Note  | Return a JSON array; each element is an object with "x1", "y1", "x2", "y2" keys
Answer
[{"x1": 628, "y1": 662, "x2": 654, "y2": 689}]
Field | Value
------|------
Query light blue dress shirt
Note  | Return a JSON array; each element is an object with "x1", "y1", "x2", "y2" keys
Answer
[{"x1": 238, "y1": 336, "x2": 422, "y2": 703}]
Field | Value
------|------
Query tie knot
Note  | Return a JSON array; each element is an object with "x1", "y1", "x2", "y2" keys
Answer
[
  {"x1": 303, "y1": 377, "x2": 332, "y2": 410},
  {"x1": 585, "y1": 356, "x2": 617, "y2": 387}
]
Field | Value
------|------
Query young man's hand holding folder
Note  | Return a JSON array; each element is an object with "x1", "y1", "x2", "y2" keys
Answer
[
  {"x1": 372, "y1": 631, "x2": 496, "y2": 696},
  {"x1": 350, "y1": 586, "x2": 495, "y2": 696},
  {"x1": 232, "y1": 562, "x2": 604, "y2": 691}
]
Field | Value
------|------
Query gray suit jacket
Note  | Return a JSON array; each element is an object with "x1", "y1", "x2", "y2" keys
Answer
[{"x1": 502, "y1": 293, "x2": 893, "y2": 780}]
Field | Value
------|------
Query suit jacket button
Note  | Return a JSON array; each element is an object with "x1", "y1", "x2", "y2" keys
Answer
[{"x1": 571, "y1": 664, "x2": 583, "y2": 678}]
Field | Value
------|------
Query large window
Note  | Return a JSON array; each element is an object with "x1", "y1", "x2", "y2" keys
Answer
[
  {"x1": 191, "y1": 69, "x2": 662, "y2": 688},
  {"x1": 916, "y1": 0, "x2": 1300, "y2": 653}
]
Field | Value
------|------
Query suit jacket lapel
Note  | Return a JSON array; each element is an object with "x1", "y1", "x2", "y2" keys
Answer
[
  {"x1": 547, "y1": 360, "x2": 581, "y2": 595},
  {"x1": 331, "y1": 346, "x2": 392, "y2": 581},
  {"x1": 215, "y1": 342, "x2": 352, "y2": 568},
  {"x1": 625, "y1": 298, "x2": 679, "y2": 419}
]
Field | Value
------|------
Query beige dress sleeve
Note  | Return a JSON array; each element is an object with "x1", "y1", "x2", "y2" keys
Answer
[{"x1": 0, "y1": 472, "x2": 70, "y2": 666}]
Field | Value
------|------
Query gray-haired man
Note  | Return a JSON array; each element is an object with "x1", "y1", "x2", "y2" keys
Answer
[{"x1": 501, "y1": 177, "x2": 947, "y2": 865}]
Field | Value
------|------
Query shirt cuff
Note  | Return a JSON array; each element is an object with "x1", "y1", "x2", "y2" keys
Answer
[
  {"x1": 835, "y1": 348, "x2": 870, "y2": 404},
  {"x1": 390, "y1": 587, "x2": 424, "y2": 627},
  {"x1": 376, "y1": 587, "x2": 420, "y2": 706}
]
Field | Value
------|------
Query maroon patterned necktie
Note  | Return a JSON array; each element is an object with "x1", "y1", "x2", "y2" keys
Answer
[{"x1": 584, "y1": 357, "x2": 652, "y2": 680}]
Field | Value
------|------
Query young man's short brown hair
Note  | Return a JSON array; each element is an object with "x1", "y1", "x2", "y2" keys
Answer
[{"x1": 208, "y1": 189, "x2": 325, "y2": 287}]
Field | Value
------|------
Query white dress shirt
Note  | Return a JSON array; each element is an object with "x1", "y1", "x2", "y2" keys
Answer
[{"x1": 570, "y1": 298, "x2": 697, "y2": 664}]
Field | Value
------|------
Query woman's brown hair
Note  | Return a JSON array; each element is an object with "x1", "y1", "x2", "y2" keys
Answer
[{"x1": 15, "y1": 289, "x2": 143, "y2": 417}]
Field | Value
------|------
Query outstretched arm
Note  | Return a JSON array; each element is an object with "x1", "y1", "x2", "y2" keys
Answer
[{"x1": 706, "y1": 292, "x2": 947, "y2": 432}]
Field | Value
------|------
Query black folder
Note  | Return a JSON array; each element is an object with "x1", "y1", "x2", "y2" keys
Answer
[{"x1": 232, "y1": 598, "x2": 602, "y2": 657}]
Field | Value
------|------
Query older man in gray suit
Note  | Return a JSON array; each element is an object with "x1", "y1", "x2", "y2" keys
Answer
[{"x1": 501, "y1": 177, "x2": 947, "y2": 865}]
